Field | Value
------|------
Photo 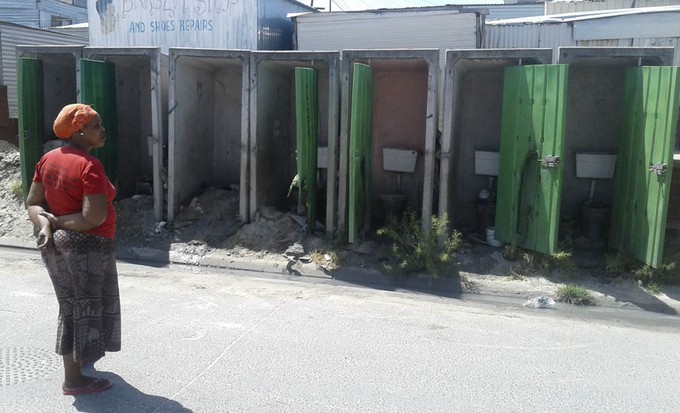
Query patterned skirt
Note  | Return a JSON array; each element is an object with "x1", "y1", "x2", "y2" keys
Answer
[{"x1": 41, "y1": 229, "x2": 121, "y2": 364}]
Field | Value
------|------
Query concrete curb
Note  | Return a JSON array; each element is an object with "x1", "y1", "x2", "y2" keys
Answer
[{"x1": 3, "y1": 236, "x2": 463, "y2": 295}]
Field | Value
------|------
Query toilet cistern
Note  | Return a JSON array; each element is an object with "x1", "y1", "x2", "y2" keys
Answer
[
  {"x1": 475, "y1": 150, "x2": 500, "y2": 189},
  {"x1": 576, "y1": 152, "x2": 617, "y2": 204},
  {"x1": 382, "y1": 147, "x2": 418, "y2": 192}
]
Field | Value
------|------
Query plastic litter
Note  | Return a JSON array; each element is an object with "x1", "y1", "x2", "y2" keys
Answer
[{"x1": 523, "y1": 296, "x2": 555, "y2": 309}]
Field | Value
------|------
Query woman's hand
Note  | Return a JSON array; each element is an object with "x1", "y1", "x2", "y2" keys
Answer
[{"x1": 35, "y1": 224, "x2": 53, "y2": 250}]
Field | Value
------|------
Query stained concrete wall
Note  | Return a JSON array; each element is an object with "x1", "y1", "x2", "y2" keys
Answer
[
  {"x1": 371, "y1": 61, "x2": 428, "y2": 218},
  {"x1": 168, "y1": 49, "x2": 249, "y2": 222},
  {"x1": 249, "y1": 51, "x2": 340, "y2": 233},
  {"x1": 338, "y1": 49, "x2": 439, "y2": 236}
]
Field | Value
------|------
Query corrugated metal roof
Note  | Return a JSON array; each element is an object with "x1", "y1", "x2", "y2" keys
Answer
[
  {"x1": 484, "y1": 4, "x2": 546, "y2": 20},
  {"x1": 546, "y1": 0, "x2": 679, "y2": 16},
  {"x1": 485, "y1": 4, "x2": 680, "y2": 64},
  {"x1": 488, "y1": 4, "x2": 680, "y2": 24},
  {"x1": 485, "y1": 23, "x2": 574, "y2": 50},
  {"x1": 293, "y1": 5, "x2": 486, "y2": 17}
]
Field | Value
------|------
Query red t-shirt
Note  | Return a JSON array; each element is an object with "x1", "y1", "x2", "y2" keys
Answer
[{"x1": 33, "y1": 146, "x2": 117, "y2": 239}]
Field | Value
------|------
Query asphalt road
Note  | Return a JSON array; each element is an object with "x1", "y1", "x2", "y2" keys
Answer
[{"x1": 2, "y1": 247, "x2": 680, "y2": 413}]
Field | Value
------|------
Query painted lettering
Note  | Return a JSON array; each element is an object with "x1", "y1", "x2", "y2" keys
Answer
[
  {"x1": 150, "y1": 20, "x2": 175, "y2": 32},
  {"x1": 122, "y1": 0, "x2": 133, "y2": 18},
  {"x1": 162, "y1": 0, "x2": 175, "y2": 18},
  {"x1": 179, "y1": 19, "x2": 213, "y2": 32},
  {"x1": 128, "y1": 21, "x2": 146, "y2": 33},
  {"x1": 194, "y1": 0, "x2": 208, "y2": 14},
  {"x1": 121, "y1": 0, "x2": 241, "y2": 19}
]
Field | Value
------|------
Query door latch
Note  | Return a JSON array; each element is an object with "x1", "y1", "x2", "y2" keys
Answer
[
  {"x1": 541, "y1": 155, "x2": 560, "y2": 168},
  {"x1": 649, "y1": 163, "x2": 667, "y2": 177}
]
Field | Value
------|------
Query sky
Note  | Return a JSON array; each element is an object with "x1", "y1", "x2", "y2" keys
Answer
[{"x1": 298, "y1": 0, "x2": 503, "y2": 12}]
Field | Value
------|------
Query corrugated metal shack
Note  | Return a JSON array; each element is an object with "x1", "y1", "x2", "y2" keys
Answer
[
  {"x1": 292, "y1": 6, "x2": 485, "y2": 51},
  {"x1": 0, "y1": 21, "x2": 88, "y2": 119},
  {"x1": 0, "y1": 0, "x2": 88, "y2": 29},
  {"x1": 485, "y1": 5, "x2": 680, "y2": 65},
  {"x1": 87, "y1": 0, "x2": 316, "y2": 52}
]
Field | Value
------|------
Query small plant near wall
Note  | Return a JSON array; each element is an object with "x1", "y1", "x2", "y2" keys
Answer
[
  {"x1": 376, "y1": 210, "x2": 461, "y2": 277},
  {"x1": 556, "y1": 284, "x2": 597, "y2": 306},
  {"x1": 10, "y1": 181, "x2": 22, "y2": 198},
  {"x1": 549, "y1": 251, "x2": 579, "y2": 277},
  {"x1": 605, "y1": 234, "x2": 680, "y2": 292}
]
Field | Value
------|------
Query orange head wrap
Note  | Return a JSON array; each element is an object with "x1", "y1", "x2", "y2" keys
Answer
[{"x1": 52, "y1": 103, "x2": 99, "y2": 139}]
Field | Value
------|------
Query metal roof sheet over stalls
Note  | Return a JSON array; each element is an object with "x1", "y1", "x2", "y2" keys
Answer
[
  {"x1": 485, "y1": 5, "x2": 680, "y2": 64},
  {"x1": 291, "y1": 6, "x2": 485, "y2": 50}
]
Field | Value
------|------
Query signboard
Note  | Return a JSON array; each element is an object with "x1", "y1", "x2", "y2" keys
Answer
[{"x1": 88, "y1": 0, "x2": 257, "y2": 51}]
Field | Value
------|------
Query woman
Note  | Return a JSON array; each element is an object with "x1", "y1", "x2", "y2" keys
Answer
[{"x1": 26, "y1": 103, "x2": 120, "y2": 396}]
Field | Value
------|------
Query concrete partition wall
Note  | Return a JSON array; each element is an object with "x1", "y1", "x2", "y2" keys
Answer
[
  {"x1": 249, "y1": 51, "x2": 340, "y2": 235},
  {"x1": 16, "y1": 45, "x2": 83, "y2": 140},
  {"x1": 168, "y1": 49, "x2": 250, "y2": 223},
  {"x1": 557, "y1": 47, "x2": 674, "y2": 218},
  {"x1": 338, "y1": 49, "x2": 439, "y2": 234},
  {"x1": 439, "y1": 49, "x2": 552, "y2": 232},
  {"x1": 83, "y1": 47, "x2": 166, "y2": 221}
]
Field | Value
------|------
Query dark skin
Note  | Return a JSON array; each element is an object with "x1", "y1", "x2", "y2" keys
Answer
[{"x1": 26, "y1": 115, "x2": 111, "y2": 392}]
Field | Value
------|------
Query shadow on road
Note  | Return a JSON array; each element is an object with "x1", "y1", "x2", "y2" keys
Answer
[
  {"x1": 598, "y1": 287, "x2": 679, "y2": 315},
  {"x1": 71, "y1": 371, "x2": 192, "y2": 413},
  {"x1": 331, "y1": 267, "x2": 466, "y2": 299}
]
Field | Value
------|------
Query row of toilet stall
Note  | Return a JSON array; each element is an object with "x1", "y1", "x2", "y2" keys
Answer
[{"x1": 16, "y1": 46, "x2": 680, "y2": 268}]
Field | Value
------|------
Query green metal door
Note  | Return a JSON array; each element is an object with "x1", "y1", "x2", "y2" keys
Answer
[
  {"x1": 294, "y1": 67, "x2": 319, "y2": 230},
  {"x1": 80, "y1": 59, "x2": 118, "y2": 185},
  {"x1": 348, "y1": 63, "x2": 373, "y2": 243},
  {"x1": 610, "y1": 66, "x2": 680, "y2": 268},
  {"x1": 495, "y1": 64, "x2": 569, "y2": 254},
  {"x1": 17, "y1": 57, "x2": 45, "y2": 199}
]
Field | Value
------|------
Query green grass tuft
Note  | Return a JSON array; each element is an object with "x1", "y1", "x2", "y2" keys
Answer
[
  {"x1": 556, "y1": 284, "x2": 597, "y2": 306},
  {"x1": 10, "y1": 180, "x2": 22, "y2": 198}
]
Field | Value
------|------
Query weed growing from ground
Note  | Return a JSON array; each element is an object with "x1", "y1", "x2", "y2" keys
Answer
[
  {"x1": 503, "y1": 242, "x2": 519, "y2": 261},
  {"x1": 556, "y1": 284, "x2": 597, "y2": 306},
  {"x1": 10, "y1": 181, "x2": 22, "y2": 198},
  {"x1": 605, "y1": 252, "x2": 635, "y2": 276},
  {"x1": 550, "y1": 251, "x2": 578, "y2": 277},
  {"x1": 605, "y1": 234, "x2": 680, "y2": 290},
  {"x1": 509, "y1": 247, "x2": 576, "y2": 276},
  {"x1": 376, "y1": 210, "x2": 461, "y2": 277},
  {"x1": 506, "y1": 268, "x2": 525, "y2": 281}
]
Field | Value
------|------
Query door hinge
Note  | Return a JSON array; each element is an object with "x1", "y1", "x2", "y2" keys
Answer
[
  {"x1": 541, "y1": 155, "x2": 560, "y2": 168},
  {"x1": 649, "y1": 163, "x2": 667, "y2": 177}
]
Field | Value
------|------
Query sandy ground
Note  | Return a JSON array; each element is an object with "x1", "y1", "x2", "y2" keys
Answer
[{"x1": 2, "y1": 141, "x2": 680, "y2": 313}]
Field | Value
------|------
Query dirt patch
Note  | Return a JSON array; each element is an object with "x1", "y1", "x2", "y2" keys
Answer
[{"x1": 0, "y1": 141, "x2": 35, "y2": 244}]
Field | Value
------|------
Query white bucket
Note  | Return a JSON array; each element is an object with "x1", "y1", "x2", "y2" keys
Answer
[{"x1": 486, "y1": 227, "x2": 503, "y2": 247}]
